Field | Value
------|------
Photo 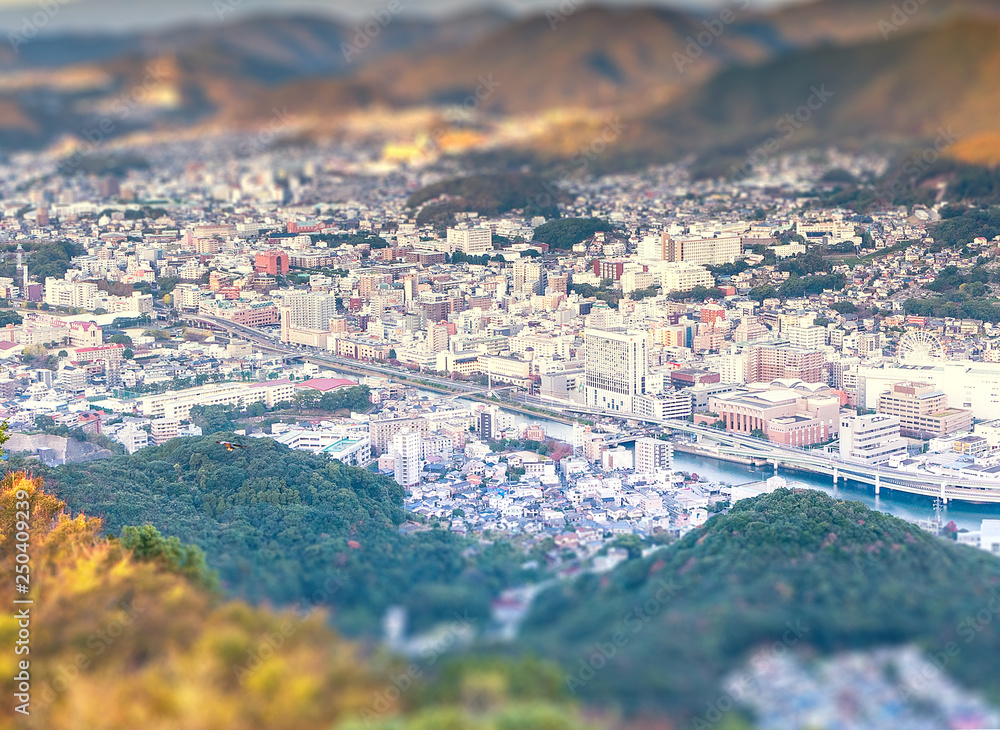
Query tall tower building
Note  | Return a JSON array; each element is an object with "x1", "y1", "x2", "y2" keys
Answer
[
  {"x1": 391, "y1": 428, "x2": 422, "y2": 489},
  {"x1": 584, "y1": 328, "x2": 649, "y2": 414}
]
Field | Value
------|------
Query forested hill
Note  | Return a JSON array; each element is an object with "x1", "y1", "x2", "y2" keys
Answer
[
  {"x1": 0, "y1": 471, "x2": 599, "y2": 730},
  {"x1": 22, "y1": 435, "x2": 532, "y2": 635},
  {"x1": 519, "y1": 489, "x2": 1000, "y2": 718}
]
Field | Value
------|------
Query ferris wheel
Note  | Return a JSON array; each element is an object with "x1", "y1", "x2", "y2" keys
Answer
[{"x1": 897, "y1": 330, "x2": 945, "y2": 362}]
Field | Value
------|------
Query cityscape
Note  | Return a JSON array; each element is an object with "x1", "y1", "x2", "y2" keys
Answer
[{"x1": 3, "y1": 1, "x2": 1000, "y2": 729}]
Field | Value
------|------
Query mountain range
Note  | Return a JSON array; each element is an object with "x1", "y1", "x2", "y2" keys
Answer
[{"x1": 2, "y1": 0, "x2": 1000, "y2": 173}]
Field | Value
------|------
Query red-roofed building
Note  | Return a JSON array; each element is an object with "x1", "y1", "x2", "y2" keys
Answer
[
  {"x1": 73, "y1": 344, "x2": 124, "y2": 365},
  {"x1": 297, "y1": 377, "x2": 358, "y2": 392}
]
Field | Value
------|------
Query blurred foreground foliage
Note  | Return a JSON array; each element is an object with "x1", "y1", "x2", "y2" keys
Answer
[{"x1": 0, "y1": 472, "x2": 596, "y2": 730}]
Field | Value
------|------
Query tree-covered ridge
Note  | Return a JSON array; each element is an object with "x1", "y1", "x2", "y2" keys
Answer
[
  {"x1": 32, "y1": 435, "x2": 532, "y2": 635},
  {"x1": 0, "y1": 471, "x2": 597, "y2": 730},
  {"x1": 532, "y1": 218, "x2": 615, "y2": 250},
  {"x1": 519, "y1": 489, "x2": 1000, "y2": 718},
  {"x1": 406, "y1": 173, "x2": 561, "y2": 227}
]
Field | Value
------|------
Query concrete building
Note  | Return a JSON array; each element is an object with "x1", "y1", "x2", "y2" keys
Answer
[
  {"x1": 288, "y1": 292, "x2": 338, "y2": 330},
  {"x1": 150, "y1": 419, "x2": 180, "y2": 445},
  {"x1": 709, "y1": 381, "x2": 840, "y2": 447},
  {"x1": 663, "y1": 233, "x2": 742, "y2": 266},
  {"x1": 876, "y1": 381, "x2": 973, "y2": 438},
  {"x1": 748, "y1": 343, "x2": 825, "y2": 384},
  {"x1": 391, "y1": 428, "x2": 422, "y2": 488},
  {"x1": 857, "y1": 361, "x2": 1000, "y2": 419},
  {"x1": 635, "y1": 437, "x2": 673, "y2": 474},
  {"x1": 839, "y1": 413, "x2": 907, "y2": 465},
  {"x1": 660, "y1": 262, "x2": 714, "y2": 294},
  {"x1": 584, "y1": 328, "x2": 649, "y2": 414},
  {"x1": 447, "y1": 227, "x2": 492, "y2": 255}
]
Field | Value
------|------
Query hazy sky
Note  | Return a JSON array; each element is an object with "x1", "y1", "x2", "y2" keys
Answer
[{"x1": 0, "y1": 0, "x2": 815, "y2": 33}]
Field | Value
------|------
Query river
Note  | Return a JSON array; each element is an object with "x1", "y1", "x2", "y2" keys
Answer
[{"x1": 351, "y1": 373, "x2": 1000, "y2": 531}]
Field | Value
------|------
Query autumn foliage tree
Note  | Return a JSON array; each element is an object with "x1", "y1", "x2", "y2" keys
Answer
[{"x1": 0, "y1": 471, "x2": 388, "y2": 730}]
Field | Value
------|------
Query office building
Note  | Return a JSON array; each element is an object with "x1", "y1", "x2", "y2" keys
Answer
[
  {"x1": 584, "y1": 328, "x2": 649, "y2": 414},
  {"x1": 839, "y1": 413, "x2": 908, "y2": 465},
  {"x1": 446, "y1": 227, "x2": 492, "y2": 255},
  {"x1": 876, "y1": 381, "x2": 973, "y2": 437}
]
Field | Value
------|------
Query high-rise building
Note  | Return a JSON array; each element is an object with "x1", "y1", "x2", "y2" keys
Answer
[
  {"x1": 839, "y1": 413, "x2": 907, "y2": 465},
  {"x1": 584, "y1": 328, "x2": 649, "y2": 414},
  {"x1": 634, "y1": 437, "x2": 673, "y2": 474},
  {"x1": 786, "y1": 324, "x2": 826, "y2": 350},
  {"x1": 747, "y1": 343, "x2": 825, "y2": 384},
  {"x1": 289, "y1": 292, "x2": 338, "y2": 330},
  {"x1": 391, "y1": 428, "x2": 422, "y2": 488},
  {"x1": 638, "y1": 234, "x2": 666, "y2": 261}
]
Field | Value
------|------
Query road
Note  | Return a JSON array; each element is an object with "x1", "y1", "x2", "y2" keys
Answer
[{"x1": 184, "y1": 314, "x2": 1000, "y2": 503}]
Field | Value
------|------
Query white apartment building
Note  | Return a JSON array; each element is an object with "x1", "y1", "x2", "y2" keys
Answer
[
  {"x1": 584, "y1": 328, "x2": 649, "y2": 414},
  {"x1": 44, "y1": 278, "x2": 98, "y2": 309},
  {"x1": 839, "y1": 413, "x2": 908, "y2": 465},
  {"x1": 660, "y1": 262, "x2": 714, "y2": 293},
  {"x1": 151, "y1": 419, "x2": 180, "y2": 445},
  {"x1": 634, "y1": 437, "x2": 673, "y2": 474},
  {"x1": 446, "y1": 227, "x2": 492, "y2": 255},
  {"x1": 137, "y1": 381, "x2": 295, "y2": 421},
  {"x1": 786, "y1": 324, "x2": 826, "y2": 350},
  {"x1": 638, "y1": 234, "x2": 665, "y2": 261},
  {"x1": 665, "y1": 234, "x2": 742, "y2": 266},
  {"x1": 115, "y1": 424, "x2": 149, "y2": 454},
  {"x1": 621, "y1": 269, "x2": 655, "y2": 294},
  {"x1": 391, "y1": 428, "x2": 422, "y2": 488},
  {"x1": 289, "y1": 292, "x2": 338, "y2": 330}
]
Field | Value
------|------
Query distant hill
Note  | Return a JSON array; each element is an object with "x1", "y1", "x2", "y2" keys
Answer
[
  {"x1": 608, "y1": 18, "x2": 1000, "y2": 175},
  {"x1": 5, "y1": 3, "x2": 1000, "y2": 173},
  {"x1": 518, "y1": 489, "x2": 1000, "y2": 718},
  {"x1": 406, "y1": 173, "x2": 564, "y2": 227}
]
